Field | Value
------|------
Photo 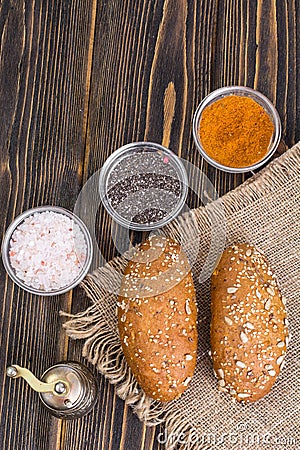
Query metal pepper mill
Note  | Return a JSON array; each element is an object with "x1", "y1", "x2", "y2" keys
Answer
[{"x1": 6, "y1": 361, "x2": 98, "y2": 419}]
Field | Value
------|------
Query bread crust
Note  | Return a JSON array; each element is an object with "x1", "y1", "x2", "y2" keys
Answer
[
  {"x1": 118, "y1": 235, "x2": 198, "y2": 402},
  {"x1": 211, "y1": 243, "x2": 289, "y2": 402}
]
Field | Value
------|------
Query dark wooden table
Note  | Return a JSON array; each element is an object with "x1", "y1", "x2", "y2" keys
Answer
[{"x1": 0, "y1": 1, "x2": 299, "y2": 449}]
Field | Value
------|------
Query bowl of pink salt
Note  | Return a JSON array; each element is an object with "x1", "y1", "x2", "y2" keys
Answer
[{"x1": 2, "y1": 206, "x2": 93, "y2": 296}]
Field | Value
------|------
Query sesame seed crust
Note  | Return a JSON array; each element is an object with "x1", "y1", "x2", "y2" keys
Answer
[
  {"x1": 211, "y1": 243, "x2": 289, "y2": 403},
  {"x1": 118, "y1": 235, "x2": 198, "y2": 402}
]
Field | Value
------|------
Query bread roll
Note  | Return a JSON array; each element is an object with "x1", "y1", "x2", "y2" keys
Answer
[
  {"x1": 211, "y1": 243, "x2": 289, "y2": 402},
  {"x1": 118, "y1": 235, "x2": 198, "y2": 402}
]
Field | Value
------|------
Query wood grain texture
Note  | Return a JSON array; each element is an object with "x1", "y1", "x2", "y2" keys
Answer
[
  {"x1": 0, "y1": 1, "x2": 98, "y2": 449},
  {"x1": 1, "y1": 0, "x2": 300, "y2": 449}
]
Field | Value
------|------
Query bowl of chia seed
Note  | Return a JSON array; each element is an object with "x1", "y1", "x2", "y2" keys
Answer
[{"x1": 99, "y1": 142, "x2": 188, "y2": 230}]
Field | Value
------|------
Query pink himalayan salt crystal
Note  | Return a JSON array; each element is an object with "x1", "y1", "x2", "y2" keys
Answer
[{"x1": 9, "y1": 211, "x2": 87, "y2": 291}]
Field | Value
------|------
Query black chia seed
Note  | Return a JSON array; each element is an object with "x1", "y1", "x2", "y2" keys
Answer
[
  {"x1": 132, "y1": 208, "x2": 167, "y2": 224},
  {"x1": 106, "y1": 151, "x2": 184, "y2": 225},
  {"x1": 108, "y1": 173, "x2": 181, "y2": 209}
]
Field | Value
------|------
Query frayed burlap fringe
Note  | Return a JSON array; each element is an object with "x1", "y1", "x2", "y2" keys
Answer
[
  {"x1": 162, "y1": 413, "x2": 211, "y2": 450},
  {"x1": 62, "y1": 143, "x2": 300, "y2": 450}
]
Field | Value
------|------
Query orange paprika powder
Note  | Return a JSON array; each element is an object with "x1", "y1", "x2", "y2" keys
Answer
[{"x1": 199, "y1": 95, "x2": 274, "y2": 168}]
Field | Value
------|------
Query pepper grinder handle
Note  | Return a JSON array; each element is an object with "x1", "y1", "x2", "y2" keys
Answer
[{"x1": 6, "y1": 365, "x2": 69, "y2": 395}]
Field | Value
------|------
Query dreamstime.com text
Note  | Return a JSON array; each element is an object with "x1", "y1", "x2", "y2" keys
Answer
[{"x1": 157, "y1": 429, "x2": 299, "y2": 447}]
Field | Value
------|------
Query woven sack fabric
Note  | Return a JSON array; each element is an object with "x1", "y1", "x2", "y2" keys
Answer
[{"x1": 63, "y1": 144, "x2": 300, "y2": 450}]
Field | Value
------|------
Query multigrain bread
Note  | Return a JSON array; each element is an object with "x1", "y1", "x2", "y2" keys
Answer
[
  {"x1": 211, "y1": 243, "x2": 289, "y2": 403},
  {"x1": 118, "y1": 235, "x2": 198, "y2": 402}
]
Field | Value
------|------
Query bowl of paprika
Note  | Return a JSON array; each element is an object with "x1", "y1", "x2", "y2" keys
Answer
[{"x1": 192, "y1": 86, "x2": 281, "y2": 173}]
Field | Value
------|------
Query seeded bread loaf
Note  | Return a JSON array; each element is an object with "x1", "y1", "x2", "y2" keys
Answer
[
  {"x1": 118, "y1": 235, "x2": 198, "y2": 402},
  {"x1": 211, "y1": 243, "x2": 289, "y2": 402}
]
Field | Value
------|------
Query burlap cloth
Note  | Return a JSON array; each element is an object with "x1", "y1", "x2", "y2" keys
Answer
[{"x1": 62, "y1": 144, "x2": 300, "y2": 449}]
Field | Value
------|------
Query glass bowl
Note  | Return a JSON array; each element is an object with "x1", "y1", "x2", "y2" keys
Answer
[
  {"x1": 192, "y1": 86, "x2": 282, "y2": 173},
  {"x1": 99, "y1": 142, "x2": 188, "y2": 230},
  {"x1": 1, "y1": 206, "x2": 93, "y2": 296}
]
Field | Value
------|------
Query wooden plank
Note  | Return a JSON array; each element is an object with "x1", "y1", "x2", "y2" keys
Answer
[
  {"x1": 0, "y1": 1, "x2": 96, "y2": 449},
  {"x1": 274, "y1": 0, "x2": 297, "y2": 148}
]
